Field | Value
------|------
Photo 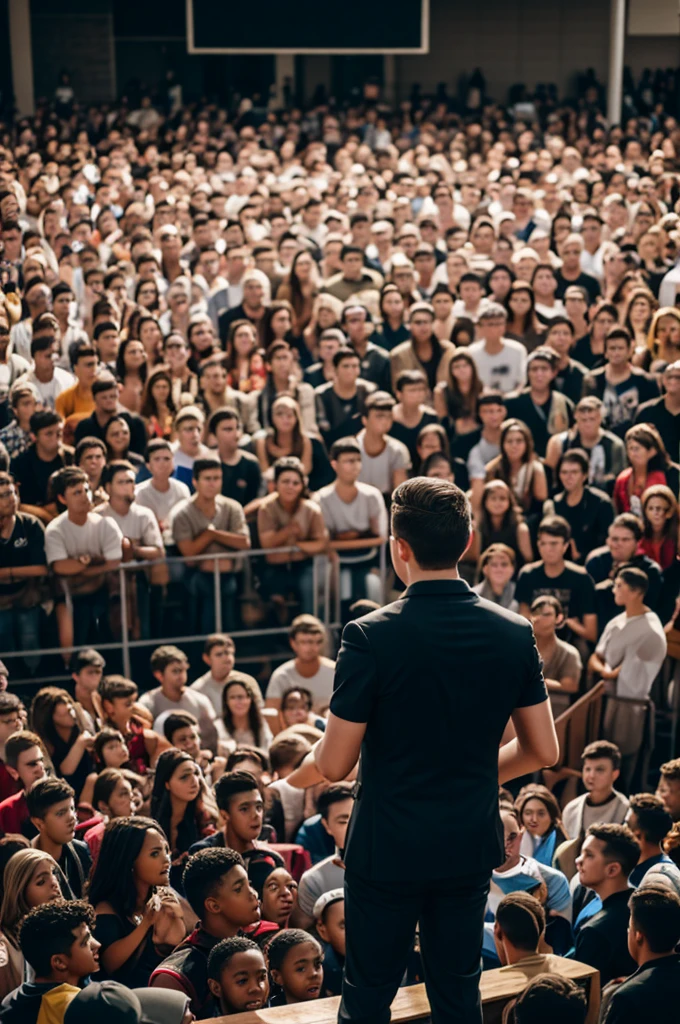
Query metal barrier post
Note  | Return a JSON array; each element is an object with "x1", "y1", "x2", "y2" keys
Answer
[
  {"x1": 379, "y1": 542, "x2": 387, "y2": 604},
  {"x1": 119, "y1": 566, "x2": 131, "y2": 680},
  {"x1": 213, "y1": 559, "x2": 222, "y2": 632}
]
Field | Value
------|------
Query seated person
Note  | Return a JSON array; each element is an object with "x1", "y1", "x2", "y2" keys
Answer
[
  {"x1": 10, "y1": 410, "x2": 72, "y2": 524},
  {"x1": 586, "y1": 513, "x2": 663, "y2": 625},
  {"x1": 626, "y1": 792, "x2": 679, "y2": 889},
  {"x1": 356, "y1": 392, "x2": 411, "y2": 500},
  {"x1": 257, "y1": 456, "x2": 328, "y2": 617},
  {"x1": 99, "y1": 674, "x2": 166, "y2": 775},
  {"x1": 314, "y1": 889, "x2": 346, "y2": 997},
  {"x1": 562, "y1": 740, "x2": 630, "y2": 845},
  {"x1": 390, "y1": 369, "x2": 438, "y2": 463},
  {"x1": 292, "y1": 783, "x2": 353, "y2": 930},
  {"x1": 315, "y1": 347, "x2": 376, "y2": 446},
  {"x1": 265, "y1": 615, "x2": 335, "y2": 713},
  {"x1": 187, "y1": 770, "x2": 278, "y2": 862},
  {"x1": 149, "y1": 848, "x2": 261, "y2": 1018},
  {"x1": 530, "y1": 596, "x2": 582, "y2": 716},
  {"x1": 139, "y1": 645, "x2": 217, "y2": 755},
  {"x1": 472, "y1": 543, "x2": 519, "y2": 612},
  {"x1": 544, "y1": 449, "x2": 614, "y2": 564},
  {"x1": 603, "y1": 887, "x2": 680, "y2": 1024},
  {"x1": 568, "y1": 823, "x2": 640, "y2": 985},
  {"x1": 206, "y1": 936, "x2": 269, "y2": 1016},
  {"x1": 0, "y1": 731, "x2": 47, "y2": 837},
  {"x1": 266, "y1": 928, "x2": 324, "y2": 1006},
  {"x1": 207, "y1": 408, "x2": 262, "y2": 507},
  {"x1": 0, "y1": 899, "x2": 101, "y2": 1024},
  {"x1": 246, "y1": 851, "x2": 297, "y2": 937},
  {"x1": 27, "y1": 777, "x2": 92, "y2": 899},
  {"x1": 515, "y1": 785, "x2": 569, "y2": 868},
  {"x1": 514, "y1": 975, "x2": 587, "y2": 1024}
]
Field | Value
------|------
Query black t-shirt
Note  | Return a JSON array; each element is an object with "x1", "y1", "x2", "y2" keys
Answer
[
  {"x1": 220, "y1": 451, "x2": 262, "y2": 506},
  {"x1": 634, "y1": 396, "x2": 680, "y2": 464},
  {"x1": 0, "y1": 512, "x2": 46, "y2": 598},
  {"x1": 554, "y1": 360, "x2": 587, "y2": 406},
  {"x1": 10, "y1": 446, "x2": 72, "y2": 506},
  {"x1": 551, "y1": 488, "x2": 614, "y2": 563},
  {"x1": 74, "y1": 410, "x2": 148, "y2": 456},
  {"x1": 389, "y1": 410, "x2": 439, "y2": 462},
  {"x1": 504, "y1": 390, "x2": 574, "y2": 458},
  {"x1": 515, "y1": 560, "x2": 596, "y2": 621},
  {"x1": 555, "y1": 270, "x2": 601, "y2": 303}
]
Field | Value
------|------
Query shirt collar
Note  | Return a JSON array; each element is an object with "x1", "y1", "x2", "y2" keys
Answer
[{"x1": 404, "y1": 579, "x2": 472, "y2": 598}]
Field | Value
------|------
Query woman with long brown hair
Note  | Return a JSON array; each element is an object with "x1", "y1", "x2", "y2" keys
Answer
[
  {"x1": 486, "y1": 419, "x2": 548, "y2": 523},
  {"x1": 225, "y1": 319, "x2": 266, "y2": 393},
  {"x1": 515, "y1": 785, "x2": 569, "y2": 865},
  {"x1": 504, "y1": 281, "x2": 545, "y2": 351},
  {"x1": 276, "y1": 249, "x2": 320, "y2": 336},
  {"x1": 254, "y1": 395, "x2": 313, "y2": 475},
  {"x1": 141, "y1": 365, "x2": 177, "y2": 439}
]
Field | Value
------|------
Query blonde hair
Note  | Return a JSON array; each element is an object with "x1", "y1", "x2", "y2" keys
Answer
[{"x1": 0, "y1": 849, "x2": 60, "y2": 947}]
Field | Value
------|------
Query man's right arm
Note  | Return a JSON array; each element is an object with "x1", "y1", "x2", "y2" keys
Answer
[{"x1": 498, "y1": 630, "x2": 559, "y2": 784}]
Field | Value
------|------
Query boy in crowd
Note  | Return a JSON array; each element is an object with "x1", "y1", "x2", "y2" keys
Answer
[
  {"x1": 493, "y1": 892, "x2": 548, "y2": 971},
  {"x1": 207, "y1": 408, "x2": 262, "y2": 507},
  {"x1": 544, "y1": 449, "x2": 614, "y2": 563},
  {"x1": 70, "y1": 649, "x2": 105, "y2": 728},
  {"x1": 0, "y1": 900, "x2": 100, "y2": 1024},
  {"x1": 468, "y1": 302, "x2": 527, "y2": 393},
  {"x1": 467, "y1": 391, "x2": 507, "y2": 513},
  {"x1": 505, "y1": 347, "x2": 573, "y2": 457},
  {"x1": 134, "y1": 439, "x2": 191, "y2": 544},
  {"x1": 171, "y1": 406, "x2": 212, "y2": 490},
  {"x1": 266, "y1": 929, "x2": 324, "y2": 1006},
  {"x1": 341, "y1": 304, "x2": 392, "y2": 392},
  {"x1": 356, "y1": 392, "x2": 411, "y2": 499},
  {"x1": 562, "y1": 741, "x2": 630, "y2": 840},
  {"x1": 313, "y1": 889, "x2": 346, "y2": 996},
  {"x1": 582, "y1": 327, "x2": 659, "y2": 438},
  {"x1": 206, "y1": 937, "x2": 269, "y2": 1016},
  {"x1": 545, "y1": 396, "x2": 626, "y2": 491},
  {"x1": 0, "y1": 730, "x2": 47, "y2": 836},
  {"x1": 11, "y1": 410, "x2": 71, "y2": 521},
  {"x1": 389, "y1": 369, "x2": 438, "y2": 463},
  {"x1": 304, "y1": 328, "x2": 342, "y2": 389},
  {"x1": 516, "y1": 515, "x2": 597, "y2": 644},
  {"x1": 656, "y1": 757, "x2": 680, "y2": 822},
  {"x1": 149, "y1": 848, "x2": 261, "y2": 1017},
  {"x1": 162, "y1": 711, "x2": 223, "y2": 782},
  {"x1": 514, "y1": 976, "x2": 587, "y2": 1024},
  {"x1": 55, "y1": 344, "x2": 98, "y2": 421},
  {"x1": 627, "y1": 792, "x2": 677, "y2": 888},
  {"x1": 99, "y1": 674, "x2": 167, "y2": 774},
  {"x1": 0, "y1": 692, "x2": 22, "y2": 801},
  {"x1": 316, "y1": 437, "x2": 388, "y2": 609},
  {"x1": 27, "y1": 777, "x2": 92, "y2": 899},
  {"x1": 315, "y1": 348, "x2": 376, "y2": 446},
  {"x1": 530, "y1": 596, "x2": 582, "y2": 716},
  {"x1": 265, "y1": 615, "x2": 335, "y2": 713},
  {"x1": 140, "y1": 645, "x2": 218, "y2": 753},
  {"x1": 603, "y1": 888, "x2": 680, "y2": 1023},
  {"x1": 191, "y1": 634, "x2": 253, "y2": 718},
  {"x1": 293, "y1": 783, "x2": 354, "y2": 930},
  {"x1": 569, "y1": 823, "x2": 640, "y2": 984},
  {"x1": 586, "y1": 513, "x2": 662, "y2": 620},
  {"x1": 188, "y1": 771, "x2": 275, "y2": 861}
]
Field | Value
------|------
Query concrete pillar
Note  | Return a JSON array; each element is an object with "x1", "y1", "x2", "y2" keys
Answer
[
  {"x1": 607, "y1": 0, "x2": 626, "y2": 125},
  {"x1": 8, "y1": 0, "x2": 34, "y2": 116}
]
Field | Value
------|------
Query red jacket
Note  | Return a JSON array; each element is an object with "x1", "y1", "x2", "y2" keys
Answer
[{"x1": 0, "y1": 790, "x2": 29, "y2": 836}]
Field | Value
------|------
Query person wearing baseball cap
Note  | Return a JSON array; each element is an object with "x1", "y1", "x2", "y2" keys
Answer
[
  {"x1": 313, "y1": 888, "x2": 346, "y2": 997},
  {"x1": 64, "y1": 981, "x2": 192, "y2": 1024}
]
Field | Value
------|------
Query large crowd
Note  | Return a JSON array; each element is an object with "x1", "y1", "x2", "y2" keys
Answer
[{"x1": 0, "y1": 69, "x2": 679, "y2": 1022}]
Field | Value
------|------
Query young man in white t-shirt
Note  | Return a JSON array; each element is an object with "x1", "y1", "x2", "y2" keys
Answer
[
  {"x1": 265, "y1": 615, "x2": 336, "y2": 713},
  {"x1": 356, "y1": 392, "x2": 411, "y2": 499},
  {"x1": 45, "y1": 467, "x2": 123, "y2": 652},
  {"x1": 468, "y1": 302, "x2": 528, "y2": 393},
  {"x1": 135, "y1": 438, "x2": 191, "y2": 544}
]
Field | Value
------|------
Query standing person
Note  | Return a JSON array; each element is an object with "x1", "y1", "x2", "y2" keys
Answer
[
  {"x1": 467, "y1": 303, "x2": 528, "y2": 394},
  {"x1": 287, "y1": 478, "x2": 558, "y2": 1024}
]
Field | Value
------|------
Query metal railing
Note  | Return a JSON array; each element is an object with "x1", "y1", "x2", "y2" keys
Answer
[{"x1": 2, "y1": 543, "x2": 389, "y2": 682}]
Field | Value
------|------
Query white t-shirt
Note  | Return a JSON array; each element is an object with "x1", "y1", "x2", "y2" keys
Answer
[
  {"x1": 98, "y1": 502, "x2": 163, "y2": 548},
  {"x1": 265, "y1": 658, "x2": 336, "y2": 712},
  {"x1": 316, "y1": 481, "x2": 388, "y2": 537},
  {"x1": 297, "y1": 855, "x2": 345, "y2": 916},
  {"x1": 191, "y1": 669, "x2": 264, "y2": 716},
  {"x1": 468, "y1": 337, "x2": 528, "y2": 393},
  {"x1": 45, "y1": 511, "x2": 123, "y2": 564},
  {"x1": 135, "y1": 478, "x2": 191, "y2": 524},
  {"x1": 27, "y1": 367, "x2": 74, "y2": 410},
  {"x1": 356, "y1": 431, "x2": 411, "y2": 495}
]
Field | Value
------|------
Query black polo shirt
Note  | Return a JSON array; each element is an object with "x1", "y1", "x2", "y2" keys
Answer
[
  {"x1": 330, "y1": 579, "x2": 547, "y2": 881},
  {"x1": 634, "y1": 395, "x2": 680, "y2": 464},
  {"x1": 515, "y1": 560, "x2": 597, "y2": 621},
  {"x1": 220, "y1": 451, "x2": 262, "y2": 506},
  {"x1": 73, "y1": 410, "x2": 147, "y2": 456},
  {"x1": 551, "y1": 487, "x2": 615, "y2": 563},
  {"x1": 603, "y1": 954, "x2": 680, "y2": 1024},
  {"x1": 570, "y1": 888, "x2": 637, "y2": 985}
]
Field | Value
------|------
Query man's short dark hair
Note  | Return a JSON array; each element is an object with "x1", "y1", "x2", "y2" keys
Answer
[
  {"x1": 71, "y1": 648, "x2": 105, "y2": 674},
  {"x1": 530, "y1": 595, "x2": 563, "y2": 616},
  {"x1": 30, "y1": 333, "x2": 56, "y2": 357},
  {"x1": 364, "y1": 391, "x2": 396, "y2": 414},
  {"x1": 75, "y1": 436, "x2": 107, "y2": 465},
  {"x1": 0, "y1": 692, "x2": 21, "y2": 718},
  {"x1": 629, "y1": 887, "x2": 680, "y2": 953},
  {"x1": 93, "y1": 321, "x2": 119, "y2": 340},
  {"x1": 26, "y1": 777, "x2": 74, "y2": 819},
  {"x1": 340, "y1": 244, "x2": 364, "y2": 261},
  {"x1": 183, "y1": 847, "x2": 245, "y2": 919},
  {"x1": 605, "y1": 326, "x2": 633, "y2": 348},
  {"x1": 582, "y1": 739, "x2": 621, "y2": 770},
  {"x1": 50, "y1": 467, "x2": 87, "y2": 502},
  {"x1": 614, "y1": 565, "x2": 649, "y2": 596},
  {"x1": 144, "y1": 438, "x2": 172, "y2": 461},
  {"x1": 496, "y1": 892, "x2": 545, "y2": 952},
  {"x1": 391, "y1": 478, "x2": 471, "y2": 570},
  {"x1": 612, "y1": 512, "x2": 643, "y2": 541},
  {"x1": 514, "y1": 975, "x2": 587, "y2": 1024},
  {"x1": 102, "y1": 459, "x2": 135, "y2": 487},
  {"x1": 586, "y1": 823, "x2": 640, "y2": 877},
  {"x1": 332, "y1": 346, "x2": 360, "y2": 369},
  {"x1": 30, "y1": 409, "x2": 61, "y2": 435},
  {"x1": 92, "y1": 375, "x2": 119, "y2": 398},
  {"x1": 317, "y1": 782, "x2": 354, "y2": 821},
  {"x1": 72, "y1": 344, "x2": 97, "y2": 365},
  {"x1": 396, "y1": 369, "x2": 427, "y2": 391},
  {"x1": 5, "y1": 730, "x2": 43, "y2": 770},
  {"x1": 193, "y1": 457, "x2": 222, "y2": 480},
  {"x1": 214, "y1": 771, "x2": 260, "y2": 813},
  {"x1": 208, "y1": 407, "x2": 241, "y2": 434},
  {"x1": 628, "y1": 792, "x2": 673, "y2": 845},
  {"x1": 163, "y1": 711, "x2": 198, "y2": 743},
  {"x1": 99, "y1": 674, "x2": 138, "y2": 703},
  {"x1": 478, "y1": 390, "x2": 507, "y2": 409},
  {"x1": 557, "y1": 449, "x2": 589, "y2": 476},
  {"x1": 225, "y1": 747, "x2": 270, "y2": 773},
  {"x1": 537, "y1": 515, "x2": 571, "y2": 543},
  {"x1": 266, "y1": 928, "x2": 322, "y2": 972},
  {"x1": 207, "y1": 936, "x2": 262, "y2": 981},
  {"x1": 330, "y1": 436, "x2": 361, "y2": 461},
  {"x1": 19, "y1": 899, "x2": 96, "y2": 976}
]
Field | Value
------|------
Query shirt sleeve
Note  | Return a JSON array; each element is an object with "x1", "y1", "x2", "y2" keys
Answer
[
  {"x1": 330, "y1": 620, "x2": 377, "y2": 724},
  {"x1": 573, "y1": 571, "x2": 597, "y2": 617},
  {"x1": 227, "y1": 500, "x2": 249, "y2": 537},
  {"x1": 367, "y1": 490, "x2": 388, "y2": 537},
  {"x1": 140, "y1": 508, "x2": 163, "y2": 549},
  {"x1": 171, "y1": 506, "x2": 194, "y2": 543},
  {"x1": 514, "y1": 568, "x2": 533, "y2": 607},
  {"x1": 467, "y1": 445, "x2": 487, "y2": 481},
  {"x1": 257, "y1": 499, "x2": 276, "y2": 537},
  {"x1": 100, "y1": 518, "x2": 123, "y2": 561},
  {"x1": 45, "y1": 523, "x2": 69, "y2": 565}
]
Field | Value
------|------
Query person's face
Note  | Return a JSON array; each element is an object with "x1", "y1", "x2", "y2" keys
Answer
[
  {"x1": 318, "y1": 338, "x2": 340, "y2": 365},
  {"x1": 291, "y1": 630, "x2": 324, "y2": 665},
  {"x1": 165, "y1": 339, "x2": 189, "y2": 370},
  {"x1": 225, "y1": 789, "x2": 264, "y2": 843},
  {"x1": 25, "y1": 858, "x2": 62, "y2": 908},
  {"x1": 14, "y1": 744, "x2": 47, "y2": 790},
  {"x1": 485, "y1": 486, "x2": 510, "y2": 518},
  {"x1": 270, "y1": 350, "x2": 293, "y2": 379},
  {"x1": 656, "y1": 776, "x2": 680, "y2": 821},
  {"x1": 481, "y1": 316, "x2": 506, "y2": 345},
  {"x1": 559, "y1": 460, "x2": 587, "y2": 493},
  {"x1": 52, "y1": 698, "x2": 77, "y2": 732},
  {"x1": 124, "y1": 341, "x2": 146, "y2": 370},
  {"x1": 409, "y1": 313, "x2": 434, "y2": 345},
  {"x1": 243, "y1": 280, "x2": 264, "y2": 307},
  {"x1": 160, "y1": 659, "x2": 188, "y2": 692},
  {"x1": 613, "y1": 576, "x2": 638, "y2": 606},
  {"x1": 206, "y1": 643, "x2": 235, "y2": 679},
  {"x1": 108, "y1": 468, "x2": 136, "y2": 507},
  {"x1": 271, "y1": 309, "x2": 292, "y2": 336},
  {"x1": 432, "y1": 293, "x2": 453, "y2": 319},
  {"x1": 226, "y1": 683, "x2": 252, "y2": 718},
  {"x1": 479, "y1": 402, "x2": 506, "y2": 430},
  {"x1": 528, "y1": 360, "x2": 554, "y2": 391},
  {"x1": 626, "y1": 438, "x2": 654, "y2": 468},
  {"x1": 95, "y1": 386, "x2": 118, "y2": 415},
  {"x1": 322, "y1": 797, "x2": 353, "y2": 849},
  {"x1": 272, "y1": 403, "x2": 297, "y2": 433},
  {"x1": 102, "y1": 736, "x2": 129, "y2": 768},
  {"x1": 399, "y1": 382, "x2": 427, "y2": 408},
  {"x1": 167, "y1": 758, "x2": 202, "y2": 804},
  {"x1": 178, "y1": 420, "x2": 202, "y2": 455},
  {"x1": 460, "y1": 282, "x2": 483, "y2": 306},
  {"x1": 0, "y1": 709, "x2": 21, "y2": 745},
  {"x1": 537, "y1": 532, "x2": 568, "y2": 567},
  {"x1": 76, "y1": 355, "x2": 98, "y2": 384},
  {"x1": 509, "y1": 290, "x2": 531, "y2": 317},
  {"x1": 272, "y1": 941, "x2": 323, "y2": 1002},
  {"x1": 171, "y1": 725, "x2": 201, "y2": 760},
  {"x1": 150, "y1": 377, "x2": 171, "y2": 408},
  {"x1": 521, "y1": 798, "x2": 553, "y2": 838},
  {"x1": 365, "y1": 408, "x2": 393, "y2": 435},
  {"x1": 192, "y1": 322, "x2": 215, "y2": 352},
  {"x1": 134, "y1": 828, "x2": 172, "y2": 887},
  {"x1": 531, "y1": 602, "x2": 559, "y2": 638},
  {"x1": 0, "y1": 478, "x2": 19, "y2": 520},
  {"x1": 202, "y1": 364, "x2": 228, "y2": 394},
  {"x1": 483, "y1": 553, "x2": 514, "y2": 590},
  {"x1": 52, "y1": 292, "x2": 72, "y2": 319},
  {"x1": 282, "y1": 689, "x2": 311, "y2": 726},
  {"x1": 103, "y1": 777, "x2": 134, "y2": 817},
  {"x1": 261, "y1": 867, "x2": 297, "y2": 925},
  {"x1": 344, "y1": 312, "x2": 367, "y2": 343},
  {"x1": 335, "y1": 356, "x2": 360, "y2": 389},
  {"x1": 39, "y1": 797, "x2": 78, "y2": 846},
  {"x1": 663, "y1": 369, "x2": 680, "y2": 397},
  {"x1": 582, "y1": 756, "x2": 618, "y2": 796},
  {"x1": 317, "y1": 900, "x2": 346, "y2": 956},
  {"x1": 148, "y1": 447, "x2": 174, "y2": 480},
  {"x1": 106, "y1": 419, "x2": 130, "y2": 455},
  {"x1": 211, "y1": 950, "x2": 269, "y2": 1013},
  {"x1": 644, "y1": 495, "x2": 672, "y2": 534},
  {"x1": 276, "y1": 470, "x2": 304, "y2": 505},
  {"x1": 560, "y1": 242, "x2": 582, "y2": 269},
  {"x1": 576, "y1": 835, "x2": 610, "y2": 889},
  {"x1": 574, "y1": 408, "x2": 601, "y2": 437},
  {"x1": 607, "y1": 526, "x2": 637, "y2": 563},
  {"x1": 60, "y1": 921, "x2": 101, "y2": 980},
  {"x1": 104, "y1": 695, "x2": 135, "y2": 730},
  {"x1": 499, "y1": 811, "x2": 523, "y2": 871},
  {"x1": 605, "y1": 338, "x2": 632, "y2": 367},
  {"x1": 137, "y1": 283, "x2": 158, "y2": 307},
  {"x1": 503, "y1": 428, "x2": 527, "y2": 461},
  {"x1": 36, "y1": 422, "x2": 63, "y2": 456},
  {"x1": 546, "y1": 324, "x2": 573, "y2": 356}
]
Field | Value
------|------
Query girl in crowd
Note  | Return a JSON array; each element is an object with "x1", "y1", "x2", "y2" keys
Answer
[
  {"x1": 216, "y1": 673, "x2": 273, "y2": 755},
  {"x1": 187, "y1": 315, "x2": 218, "y2": 370},
  {"x1": 434, "y1": 349, "x2": 482, "y2": 442},
  {"x1": 248, "y1": 852, "x2": 298, "y2": 935},
  {"x1": 450, "y1": 317, "x2": 475, "y2": 348},
  {"x1": 302, "y1": 294, "x2": 343, "y2": 359},
  {"x1": 136, "y1": 314, "x2": 164, "y2": 366},
  {"x1": 413, "y1": 423, "x2": 450, "y2": 475},
  {"x1": 504, "y1": 281, "x2": 545, "y2": 351},
  {"x1": 255, "y1": 395, "x2": 313, "y2": 476},
  {"x1": 141, "y1": 365, "x2": 177, "y2": 440},
  {"x1": 280, "y1": 687, "x2": 317, "y2": 730},
  {"x1": 0, "y1": 849, "x2": 62, "y2": 999},
  {"x1": 637, "y1": 484, "x2": 680, "y2": 572},
  {"x1": 104, "y1": 415, "x2": 144, "y2": 471},
  {"x1": 623, "y1": 287, "x2": 657, "y2": 351},
  {"x1": 531, "y1": 263, "x2": 566, "y2": 323},
  {"x1": 83, "y1": 767, "x2": 136, "y2": 862},
  {"x1": 485, "y1": 419, "x2": 548, "y2": 524},
  {"x1": 572, "y1": 302, "x2": 618, "y2": 370},
  {"x1": 116, "y1": 337, "x2": 148, "y2": 414},
  {"x1": 226, "y1": 320, "x2": 266, "y2": 393},
  {"x1": 374, "y1": 285, "x2": 409, "y2": 351},
  {"x1": 30, "y1": 686, "x2": 94, "y2": 802},
  {"x1": 613, "y1": 424, "x2": 677, "y2": 516},
  {"x1": 149, "y1": 749, "x2": 218, "y2": 891},
  {"x1": 637, "y1": 306, "x2": 680, "y2": 372},
  {"x1": 277, "y1": 251, "x2": 320, "y2": 339},
  {"x1": 485, "y1": 264, "x2": 515, "y2": 305},
  {"x1": 468, "y1": 480, "x2": 533, "y2": 568},
  {"x1": 515, "y1": 785, "x2": 569, "y2": 867},
  {"x1": 90, "y1": 816, "x2": 186, "y2": 986},
  {"x1": 263, "y1": 301, "x2": 295, "y2": 351},
  {"x1": 135, "y1": 279, "x2": 161, "y2": 313}
]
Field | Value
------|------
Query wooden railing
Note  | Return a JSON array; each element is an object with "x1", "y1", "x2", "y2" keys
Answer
[{"x1": 542, "y1": 681, "x2": 605, "y2": 807}]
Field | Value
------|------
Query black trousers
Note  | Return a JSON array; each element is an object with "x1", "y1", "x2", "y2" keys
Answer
[{"x1": 339, "y1": 868, "x2": 490, "y2": 1024}]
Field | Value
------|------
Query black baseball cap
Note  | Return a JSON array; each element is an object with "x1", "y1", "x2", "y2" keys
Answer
[{"x1": 65, "y1": 982, "x2": 189, "y2": 1024}]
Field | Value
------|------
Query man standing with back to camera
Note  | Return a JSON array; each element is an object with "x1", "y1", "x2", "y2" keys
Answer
[{"x1": 289, "y1": 477, "x2": 559, "y2": 1024}]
